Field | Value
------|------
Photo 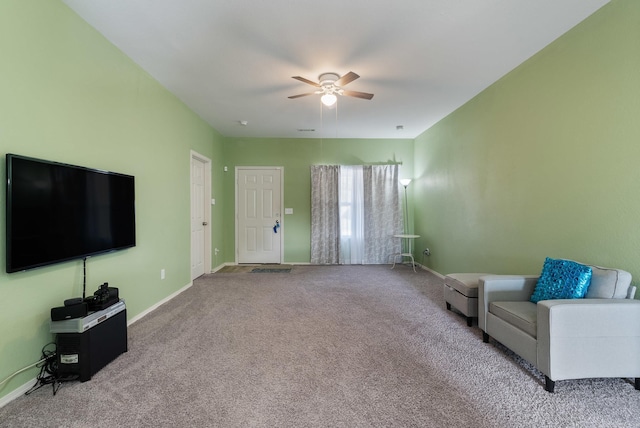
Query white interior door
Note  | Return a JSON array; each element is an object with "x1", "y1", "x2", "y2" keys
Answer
[
  {"x1": 191, "y1": 152, "x2": 211, "y2": 279},
  {"x1": 236, "y1": 167, "x2": 283, "y2": 264}
]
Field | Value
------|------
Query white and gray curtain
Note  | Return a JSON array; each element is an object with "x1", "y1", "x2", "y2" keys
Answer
[
  {"x1": 310, "y1": 164, "x2": 403, "y2": 264},
  {"x1": 310, "y1": 165, "x2": 340, "y2": 264}
]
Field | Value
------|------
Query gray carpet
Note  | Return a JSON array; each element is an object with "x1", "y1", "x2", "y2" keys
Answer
[{"x1": 1, "y1": 265, "x2": 639, "y2": 427}]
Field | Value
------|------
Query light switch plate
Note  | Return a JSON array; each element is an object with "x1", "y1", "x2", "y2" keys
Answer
[{"x1": 285, "y1": 208, "x2": 293, "y2": 215}]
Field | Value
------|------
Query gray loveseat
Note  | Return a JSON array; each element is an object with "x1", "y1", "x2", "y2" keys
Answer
[{"x1": 479, "y1": 260, "x2": 640, "y2": 392}]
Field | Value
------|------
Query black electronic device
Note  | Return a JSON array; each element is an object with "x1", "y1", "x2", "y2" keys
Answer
[
  {"x1": 64, "y1": 297, "x2": 84, "y2": 306},
  {"x1": 84, "y1": 282, "x2": 119, "y2": 311},
  {"x1": 51, "y1": 302, "x2": 88, "y2": 321},
  {"x1": 51, "y1": 281, "x2": 119, "y2": 321},
  {"x1": 5, "y1": 154, "x2": 136, "y2": 273}
]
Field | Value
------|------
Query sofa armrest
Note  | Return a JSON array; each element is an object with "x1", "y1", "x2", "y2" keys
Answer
[
  {"x1": 537, "y1": 299, "x2": 640, "y2": 380},
  {"x1": 478, "y1": 275, "x2": 539, "y2": 331}
]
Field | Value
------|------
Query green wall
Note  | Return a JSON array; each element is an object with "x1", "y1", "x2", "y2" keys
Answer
[
  {"x1": 413, "y1": 0, "x2": 640, "y2": 279},
  {"x1": 222, "y1": 138, "x2": 414, "y2": 263},
  {"x1": 0, "y1": 0, "x2": 223, "y2": 401}
]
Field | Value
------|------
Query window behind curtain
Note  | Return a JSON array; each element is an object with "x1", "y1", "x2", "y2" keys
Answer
[{"x1": 339, "y1": 166, "x2": 364, "y2": 264}]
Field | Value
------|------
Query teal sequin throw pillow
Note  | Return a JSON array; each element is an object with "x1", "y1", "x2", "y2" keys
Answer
[{"x1": 530, "y1": 258, "x2": 592, "y2": 303}]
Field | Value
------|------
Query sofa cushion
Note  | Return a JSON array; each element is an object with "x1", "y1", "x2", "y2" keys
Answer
[
  {"x1": 583, "y1": 264, "x2": 632, "y2": 299},
  {"x1": 530, "y1": 258, "x2": 592, "y2": 303},
  {"x1": 489, "y1": 301, "x2": 537, "y2": 338}
]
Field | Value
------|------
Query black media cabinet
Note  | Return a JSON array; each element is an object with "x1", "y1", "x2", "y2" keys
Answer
[{"x1": 50, "y1": 300, "x2": 128, "y2": 382}]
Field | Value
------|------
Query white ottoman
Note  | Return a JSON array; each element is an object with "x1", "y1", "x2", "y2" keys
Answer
[{"x1": 443, "y1": 273, "x2": 489, "y2": 327}]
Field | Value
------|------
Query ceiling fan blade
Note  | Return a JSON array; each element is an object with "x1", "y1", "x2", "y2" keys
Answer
[
  {"x1": 342, "y1": 90, "x2": 374, "y2": 100},
  {"x1": 288, "y1": 92, "x2": 316, "y2": 99},
  {"x1": 335, "y1": 71, "x2": 359, "y2": 87},
  {"x1": 292, "y1": 76, "x2": 321, "y2": 87}
]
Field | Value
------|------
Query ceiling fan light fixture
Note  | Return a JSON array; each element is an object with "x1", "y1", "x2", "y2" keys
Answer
[
  {"x1": 318, "y1": 73, "x2": 340, "y2": 85},
  {"x1": 289, "y1": 71, "x2": 373, "y2": 104},
  {"x1": 321, "y1": 93, "x2": 337, "y2": 107}
]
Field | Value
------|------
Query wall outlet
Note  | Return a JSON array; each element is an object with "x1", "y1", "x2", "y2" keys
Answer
[
  {"x1": 214, "y1": 248, "x2": 219, "y2": 255},
  {"x1": 423, "y1": 248, "x2": 431, "y2": 256},
  {"x1": 160, "y1": 269, "x2": 166, "y2": 280}
]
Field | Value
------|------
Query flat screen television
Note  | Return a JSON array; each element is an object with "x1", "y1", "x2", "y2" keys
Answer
[{"x1": 6, "y1": 154, "x2": 136, "y2": 273}]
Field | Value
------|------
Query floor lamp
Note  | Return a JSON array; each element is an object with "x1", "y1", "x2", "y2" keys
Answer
[
  {"x1": 400, "y1": 179, "x2": 411, "y2": 253},
  {"x1": 394, "y1": 178, "x2": 418, "y2": 272}
]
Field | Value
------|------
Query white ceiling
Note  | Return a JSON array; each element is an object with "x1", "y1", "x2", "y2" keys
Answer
[{"x1": 62, "y1": 0, "x2": 609, "y2": 139}]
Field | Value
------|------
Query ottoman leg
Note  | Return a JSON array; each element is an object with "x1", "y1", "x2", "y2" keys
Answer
[
  {"x1": 466, "y1": 316, "x2": 473, "y2": 327},
  {"x1": 446, "y1": 302, "x2": 451, "y2": 311},
  {"x1": 545, "y1": 376, "x2": 556, "y2": 393}
]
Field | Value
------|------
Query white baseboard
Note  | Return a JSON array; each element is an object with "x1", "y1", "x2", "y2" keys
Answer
[
  {"x1": 0, "y1": 379, "x2": 36, "y2": 409},
  {"x1": 211, "y1": 262, "x2": 232, "y2": 273},
  {"x1": 417, "y1": 263, "x2": 445, "y2": 279},
  {"x1": 127, "y1": 281, "x2": 193, "y2": 326}
]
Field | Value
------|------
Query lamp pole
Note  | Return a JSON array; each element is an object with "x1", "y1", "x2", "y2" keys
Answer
[{"x1": 399, "y1": 179, "x2": 412, "y2": 253}]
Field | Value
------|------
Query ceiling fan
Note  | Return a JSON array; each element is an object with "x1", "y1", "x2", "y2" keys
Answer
[{"x1": 288, "y1": 71, "x2": 374, "y2": 106}]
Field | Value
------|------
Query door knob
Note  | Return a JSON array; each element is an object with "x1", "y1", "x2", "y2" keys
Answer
[{"x1": 202, "y1": 221, "x2": 208, "y2": 226}]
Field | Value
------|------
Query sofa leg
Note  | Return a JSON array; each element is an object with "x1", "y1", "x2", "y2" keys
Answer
[
  {"x1": 635, "y1": 378, "x2": 640, "y2": 391},
  {"x1": 482, "y1": 331, "x2": 489, "y2": 343},
  {"x1": 446, "y1": 302, "x2": 451, "y2": 311},
  {"x1": 545, "y1": 376, "x2": 555, "y2": 393},
  {"x1": 466, "y1": 316, "x2": 472, "y2": 327}
]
